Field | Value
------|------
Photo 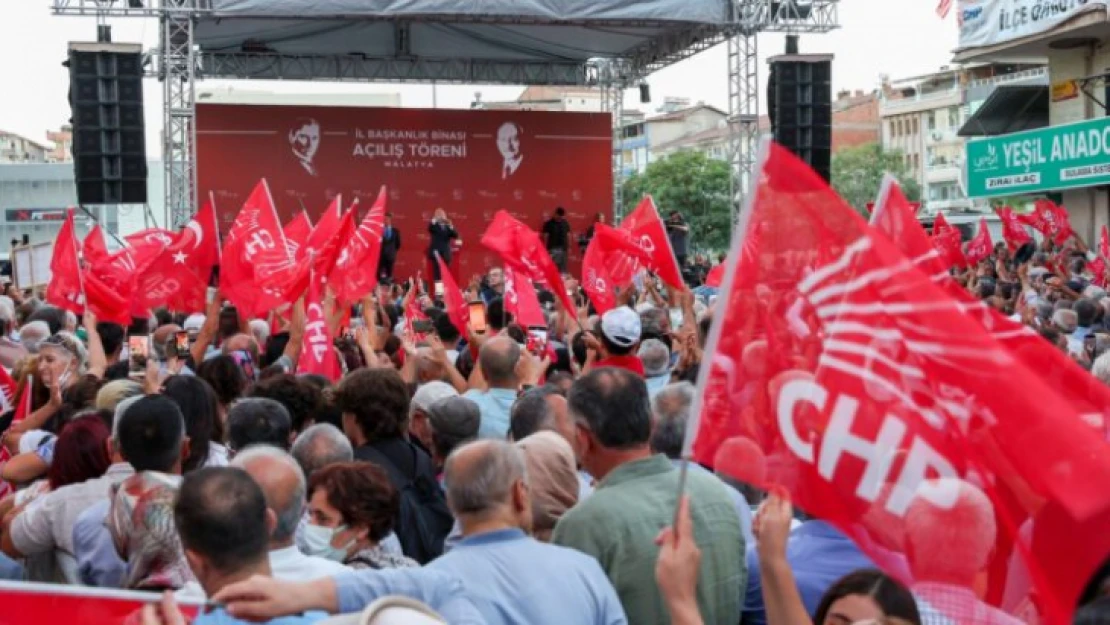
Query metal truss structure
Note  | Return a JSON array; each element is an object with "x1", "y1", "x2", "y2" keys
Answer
[{"x1": 53, "y1": 0, "x2": 838, "y2": 227}]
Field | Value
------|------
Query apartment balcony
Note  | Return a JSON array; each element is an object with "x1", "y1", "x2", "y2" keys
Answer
[
  {"x1": 925, "y1": 160, "x2": 963, "y2": 184},
  {"x1": 880, "y1": 88, "x2": 963, "y2": 115}
]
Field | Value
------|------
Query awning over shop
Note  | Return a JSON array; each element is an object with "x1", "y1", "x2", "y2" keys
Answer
[{"x1": 958, "y1": 85, "x2": 1049, "y2": 138}]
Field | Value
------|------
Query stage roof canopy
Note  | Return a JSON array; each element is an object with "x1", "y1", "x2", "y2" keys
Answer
[{"x1": 194, "y1": 0, "x2": 739, "y2": 84}]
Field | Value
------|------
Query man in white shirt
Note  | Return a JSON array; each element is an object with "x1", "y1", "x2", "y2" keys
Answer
[{"x1": 231, "y1": 446, "x2": 349, "y2": 581}]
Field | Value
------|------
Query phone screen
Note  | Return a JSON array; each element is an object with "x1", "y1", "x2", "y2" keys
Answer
[
  {"x1": 468, "y1": 301, "x2": 488, "y2": 333},
  {"x1": 128, "y1": 335, "x2": 150, "y2": 358},
  {"x1": 434, "y1": 281, "x2": 444, "y2": 298},
  {"x1": 175, "y1": 331, "x2": 190, "y2": 351},
  {"x1": 412, "y1": 319, "x2": 434, "y2": 334},
  {"x1": 526, "y1": 328, "x2": 547, "y2": 355}
]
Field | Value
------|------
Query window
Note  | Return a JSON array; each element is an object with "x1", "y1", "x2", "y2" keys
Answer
[
  {"x1": 927, "y1": 112, "x2": 936, "y2": 130},
  {"x1": 912, "y1": 118, "x2": 918, "y2": 134},
  {"x1": 913, "y1": 154, "x2": 920, "y2": 170},
  {"x1": 948, "y1": 106, "x2": 960, "y2": 128}
]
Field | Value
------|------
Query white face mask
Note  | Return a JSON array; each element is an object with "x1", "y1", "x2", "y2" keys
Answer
[{"x1": 301, "y1": 523, "x2": 354, "y2": 563}]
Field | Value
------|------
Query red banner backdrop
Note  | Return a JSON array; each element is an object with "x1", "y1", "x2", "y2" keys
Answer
[{"x1": 196, "y1": 104, "x2": 612, "y2": 283}]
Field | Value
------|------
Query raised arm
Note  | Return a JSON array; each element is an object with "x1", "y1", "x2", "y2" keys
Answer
[{"x1": 82, "y1": 312, "x2": 107, "y2": 379}]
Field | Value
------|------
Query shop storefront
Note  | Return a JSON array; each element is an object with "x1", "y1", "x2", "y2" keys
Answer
[{"x1": 957, "y1": 0, "x2": 1110, "y2": 239}]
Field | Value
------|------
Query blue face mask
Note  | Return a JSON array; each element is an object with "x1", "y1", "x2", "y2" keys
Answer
[{"x1": 301, "y1": 523, "x2": 355, "y2": 563}]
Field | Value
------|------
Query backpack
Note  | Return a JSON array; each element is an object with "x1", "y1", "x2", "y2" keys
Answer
[{"x1": 357, "y1": 443, "x2": 453, "y2": 564}]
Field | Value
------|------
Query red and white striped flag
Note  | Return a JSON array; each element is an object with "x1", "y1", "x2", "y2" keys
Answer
[{"x1": 936, "y1": 0, "x2": 953, "y2": 18}]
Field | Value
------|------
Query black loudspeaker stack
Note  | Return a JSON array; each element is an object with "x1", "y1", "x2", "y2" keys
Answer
[
  {"x1": 767, "y1": 52, "x2": 833, "y2": 183},
  {"x1": 67, "y1": 42, "x2": 147, "y2": 205}
]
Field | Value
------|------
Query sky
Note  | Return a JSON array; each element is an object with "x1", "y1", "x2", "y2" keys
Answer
[{"x1": 0, "y1": 1, "x2": 959, "y2": 155}]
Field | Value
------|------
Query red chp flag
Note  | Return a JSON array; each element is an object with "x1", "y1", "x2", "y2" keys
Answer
[
  {"x1": 995, "y1": 206, "x2": 1033, "y2": 252},
  {"x1": 434, "y1": 252, "x2": 470, "y2": 337},
  {"x1": 688, "y1": 142, "x2": 1110, "y2": 625},
  {"x1": 221, "y1": 180, "x2": 297, "y2": 317},
  {"x1": 125, "y1": 228, "x2": 175, "y2": 249},
  {"x1": 503, "y1": 265, "x2": 546, "y2": 328},
  {"x1": 481, "y1": 211, "x2": 575, "y2": 314},
  {"x1": 0, "y1": 581, "x2": 205, "y2": 625},
  {"x1": 581, "y1": 236, "x2": 618, "y2": 314},
  {"x1": 329, "y1": 187, "x2": 387, "y2": 305},
  {"x1": 964, "y1": 217, "x2": 994, "y2": 266},
  {"x1": 930, "y1": 212, "x2": 967, "y2": 269},
  {"x1": 298, "y1": 273, "x2": 342, "y2": 382},
  {"x1": 44, "y1": 209, "x2": 85, "y2": 315},
  {"x1": 1020, "y1": 199, "x2": 1076, "y2": 245},
  {"x1": 282, "y1": 196, "x2": 355, "y2": 301},
  {"x1": 1100, "y1": 225, "x2": 1110, "y2": 260},
  {"x1": 283, "y1": 211, "x2": 313, "y2": 261},
  {"x1": 82, "y1": 225, "x2": 109, "y2": 266},
  {"x1": 0, "y1": 377, "x2": 32, "y2": 500},
  {"x1": 580, "y1": 223, "x2": 653, "y2": 314},
  {"x1": 616, "y1": 196, "x2": 686, "y2": 290}
]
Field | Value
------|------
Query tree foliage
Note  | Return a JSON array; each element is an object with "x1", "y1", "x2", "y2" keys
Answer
[
  {"x1": 830, "y1": 143, "x2": 921, "y2": 214},
  {"x1": 622, "y1": 150, "x2": 733, "y2": 253}
]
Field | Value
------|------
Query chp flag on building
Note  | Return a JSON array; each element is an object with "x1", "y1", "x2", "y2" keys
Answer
[{"x1": 686, "y1": 140, "x2": 1110, "y2": 625}]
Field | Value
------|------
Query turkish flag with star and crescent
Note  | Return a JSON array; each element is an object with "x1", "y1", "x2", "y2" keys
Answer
[{"x1": 687, "y1": 142, "x2": 1110, "y2": 625}]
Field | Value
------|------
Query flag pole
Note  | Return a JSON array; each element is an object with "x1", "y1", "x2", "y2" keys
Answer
[{"x1": 671, "y1": 457, "x2": 689, "y2": 536}]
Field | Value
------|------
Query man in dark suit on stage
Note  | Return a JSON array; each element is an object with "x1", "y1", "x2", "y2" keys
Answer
[{"x1": 379, "y1": 212, "x2": 401, "y2": 284}]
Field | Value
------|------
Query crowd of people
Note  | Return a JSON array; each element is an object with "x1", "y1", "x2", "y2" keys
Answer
[{"x1": 0, "y1": 214, "x2": 1107, "y2": 625}]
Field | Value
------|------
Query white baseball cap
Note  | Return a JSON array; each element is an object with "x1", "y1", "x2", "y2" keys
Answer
[{"x1": 600, "y1": 306, "x2": 642, "y2": 348}]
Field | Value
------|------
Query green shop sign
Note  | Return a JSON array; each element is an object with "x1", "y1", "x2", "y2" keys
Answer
[{"x1": 966, "y1": 116, "x2": 1110, "y2": 198}]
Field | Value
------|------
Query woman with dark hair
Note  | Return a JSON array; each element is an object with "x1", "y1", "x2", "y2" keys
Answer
[
  {"x1": 756, "y1": 493, "x2": 921, "y2": 625},
  {"x1": 1, "y1": 413, "x2": 110, "y2": 514},
  {"x1": 304, "y1": 461, "x2": 416, "y2": 570},
  {"x1": 161, "y1": 375, "x2": 227, "y2": 470},
  {"x1": 195, "y1": 354, "x2": 248, "y2": 425}
]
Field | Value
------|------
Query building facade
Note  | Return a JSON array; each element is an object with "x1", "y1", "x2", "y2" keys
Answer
[
  {"x1": 958, "y1": 1, "x2": 1109, "y2": 241},
  {"x1": 880, "y1": 62, "x2": 1046, "y2": 214},
  {"x1": 0, "y1": 131, "x2": 51, "y2": 164},
  {"x1": 832, "y1": 90, "x2": 882, "y2": 151},
  {"x1": 619, "y1": 104, "x2": 729, "y2": 177},
  {"x1": 45, "y1": 126, "x2": 73, "y2": 163}
]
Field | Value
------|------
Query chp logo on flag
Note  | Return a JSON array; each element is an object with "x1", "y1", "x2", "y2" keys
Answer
[{"x1": 687, "y1": 140, "x2": 1110, "y2": 624}]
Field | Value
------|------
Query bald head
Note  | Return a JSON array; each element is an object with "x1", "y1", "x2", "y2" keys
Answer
[
  {"x1": 224, "y1": 332, "x2": 261, "y2": 363},
  {"x1": 231, "y1": 446, "x2": 306, "y2": 547},
  {"x1": 444, "y1": 440, "x2": 527, "y2": 525},
  {"x1": 479, "y1": 336, "x2": 521, "y2": 388}
]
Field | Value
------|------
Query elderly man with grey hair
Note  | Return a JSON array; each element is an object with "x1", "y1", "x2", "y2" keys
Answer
[
  {"x1": 428, "y1": 439, "x2": 627, "y2": 625},
  {"x1": 637, "y1": 338, "x2": 672, "y2": 398},
  {"x1": 291, "y1": 423, "x2": 353, "y2": 479},
  {"x1": 1053, "y1": 308, "x2": 1081, "y2": 355},
  {"x1": 288, "y1": 423, "x2": 407, "y2": 561},
  {"x1": 408, "y1": 381, "x2": 459, "y2": 456},
  {"x1": 231, "y1": 445, "x2": 349, "y2": 582},
  {"x1": 18, "y1": 320, "x2": 49, "y2": 355},
  {"x1": 650, "y1": 382, "x2": 754, "y2": 544}
]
